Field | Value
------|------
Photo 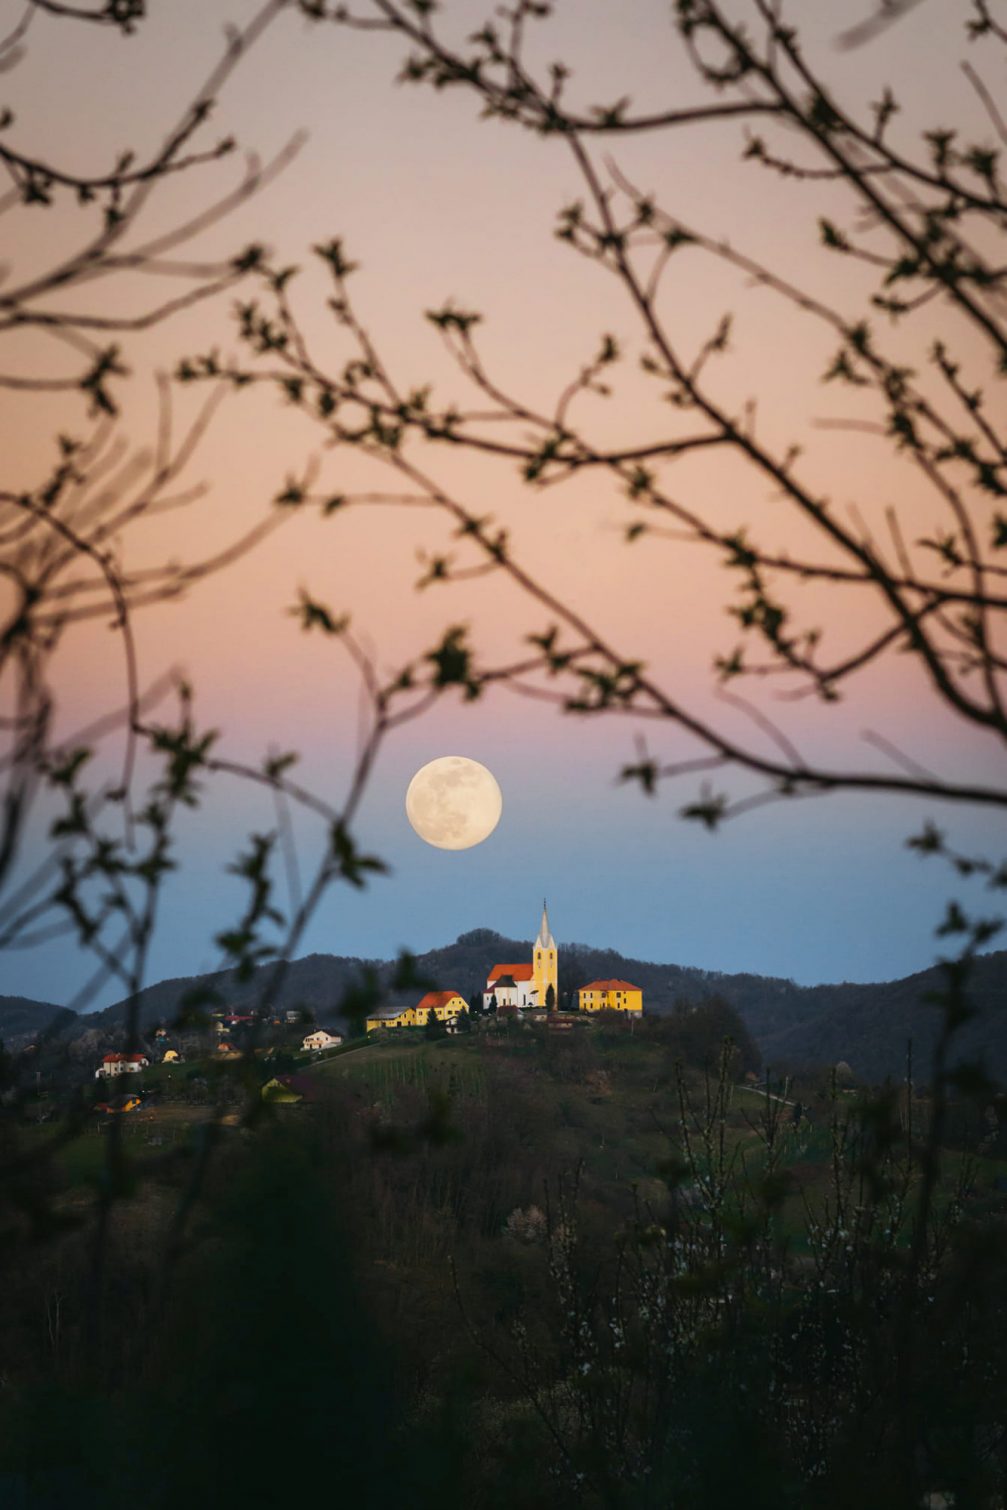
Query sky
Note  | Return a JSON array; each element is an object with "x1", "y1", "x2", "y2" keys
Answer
[{"x1": 2, "y1": 0, "x2": 1005, "y2": 1008}]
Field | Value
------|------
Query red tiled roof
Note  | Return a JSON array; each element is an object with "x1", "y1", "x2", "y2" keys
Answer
[
  {"x1": 581, "y1": 980, "x2": 640, "y2": 993},
  {"x1": 488, "y1": 964, "x2": 534, "y2": 983},
  {"x1": 102, "y1": 1052, "x2": 147, "y2": 1063},
  {"x1": 417, "y1": 990, "x2": 463, "y2": 1010}
]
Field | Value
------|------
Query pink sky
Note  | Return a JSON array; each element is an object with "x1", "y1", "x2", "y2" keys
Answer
[{"x1": 2, "y1": 0, "x2": 1003, "y2": 1005}]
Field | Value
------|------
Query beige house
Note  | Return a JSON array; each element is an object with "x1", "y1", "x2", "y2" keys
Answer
[
  {"x1": 302, "y1": 1029, "x2": 343, "y2": 1052},
  {"x1": 95, "y1": 1052, "x2": 149, "y2": 1079}
]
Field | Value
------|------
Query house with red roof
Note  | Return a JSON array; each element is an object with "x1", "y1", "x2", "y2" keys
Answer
[
  {"x1": 366, "y1": 990, "x2": 466, "y2": 1033},
  {"x1": 95, "y1": 1052, "x2": 149, "y2": 1080},
  {"x1": 577, "y1": 980, "x2": 643, "y2": 1015}
]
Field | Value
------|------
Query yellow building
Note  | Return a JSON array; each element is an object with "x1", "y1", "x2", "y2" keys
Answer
[
  {"x1": 532, "y1": 901, "x2": 558, "y2": 1010},
  {"x1": 578, "y1": 979, "x2": 643, "y2": 1015},
  {"x1": 366, "y1": 991, "x2": 467, "y2": 1033},
  {"x1": 261, "y1": 1077, "x2": 303, "y2": 1105}
]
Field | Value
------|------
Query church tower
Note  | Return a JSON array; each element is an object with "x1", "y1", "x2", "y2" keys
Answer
[{"x1": 532, "y1": 900, "x2": 558, "y2": 1009}]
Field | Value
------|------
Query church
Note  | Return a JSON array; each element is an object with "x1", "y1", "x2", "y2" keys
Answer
[{"x1": 484, "y1": 902, "x2": 558, "y2": 1011}]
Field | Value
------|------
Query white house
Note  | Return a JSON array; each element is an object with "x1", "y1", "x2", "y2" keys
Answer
[
  {"x1": 95, "y1": 1052, "x2": 149, "y2": 1079},
  {"x1": 302, "y1": 1029, "x2": 343, "y2": 1053}
]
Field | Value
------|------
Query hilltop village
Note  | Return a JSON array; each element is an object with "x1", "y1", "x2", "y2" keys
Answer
[
  {"x1": 365, "y1": 904, "x2": 643, "y2": 1034},
  {"x1": 43, "y1": 899, "x2": 646, "y2": 1105}
]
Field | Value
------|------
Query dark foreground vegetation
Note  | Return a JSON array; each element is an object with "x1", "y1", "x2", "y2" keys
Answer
[{"x1": 2, "y1": 995, "x2": 1007, "y2": 1510}]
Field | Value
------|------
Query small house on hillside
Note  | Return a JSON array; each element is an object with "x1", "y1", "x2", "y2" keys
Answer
[
  {"x1": 95, "y1": 1052, "x2": 149, "y2": 1079},
  {"x1": 366, "y1": 991, "x2": 466, "y2": 1033},
  {"x1": 215, "y1": 1041, "x2": 241, "y2": 1059},
  {"x1": 162, "y1": 1048, "x2": 181, "y2": 1064},
  {"x1": 417, "y1": 990, "x2": 467, "y2": 1026},
  {"x1": 578, "y1": 980, "x2": 643, "y2": 1015},
  {"x1": 95, "y1": 1093, "x2": 143, "y2": 1115},
  {"x1": 366, "y1": 1003, "x2": 416, "y2": 1031},
  {"x1": 262, "y1": 1073, "x2": 320, "y2": 1105},
  {"x1": 302, "y1": 1029, "x2": 342, "y2": 1053},
  {"x1": 261, "y1": 1077, "x2": 303, "y2": 1105}
]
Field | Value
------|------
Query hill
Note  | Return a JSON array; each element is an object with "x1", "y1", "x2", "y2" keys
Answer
[
  {"x1": 753, "y1": 951, "x2": 1007, "y2": 1083},
  {"x1": 51, "y1": 931, "x2": 1007, "y2": 1084},
  {"x1": 67, "y1": 951, "x2": 382, "y2": 1038},
  {"x1": 0, "y1": 994, "x2": 75, "y2": 1049}
]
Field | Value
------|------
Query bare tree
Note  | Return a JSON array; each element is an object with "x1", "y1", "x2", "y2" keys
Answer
[
  {"x1": 0, "y1": 0, "x2": 434, "y2": 1296},
  {"x1": 198, "y1": 0, "x2": 1006, "y2": 872}
]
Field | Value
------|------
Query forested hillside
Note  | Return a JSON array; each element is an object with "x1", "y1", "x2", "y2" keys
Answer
[
  {"x1": 0, "y1": 996, "x2": 76, "y2": 1049},
  {"x1": 15, "y1": 934, "x2": 1007, "y2": 1085}
]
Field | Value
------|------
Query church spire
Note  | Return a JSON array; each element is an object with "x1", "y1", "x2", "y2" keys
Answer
[{"x1": 536, "y1": 898, "x2": 555, "y2": 951}]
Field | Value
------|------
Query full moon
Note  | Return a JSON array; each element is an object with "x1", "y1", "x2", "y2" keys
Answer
[{"x1": 405, "y1": 755, "x2": 503, "y2": 851}]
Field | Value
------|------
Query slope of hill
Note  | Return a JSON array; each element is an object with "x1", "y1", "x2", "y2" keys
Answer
[
  {"x1": 0, "y1": 994, "x2": 75, "y2": 1049},
  {"x1": 754, "y1": 951, "x2": 1007, "y2": 1084},
  {"x1": 69, "y1": 952, "x2": 383, "y2": 1038},
  {"x1": 59, "y1": 932, "x2": 1007, "y2": 1085}
]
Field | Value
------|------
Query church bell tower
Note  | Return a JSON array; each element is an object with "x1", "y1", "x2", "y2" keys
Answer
[{"x1": 533, "y1": 900, "x2": 558, "y2": 1009}]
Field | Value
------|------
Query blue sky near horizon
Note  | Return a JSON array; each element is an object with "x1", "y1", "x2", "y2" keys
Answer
[{"x1": 5, "y1": 694, "x2": 1000, "y2": 1011}]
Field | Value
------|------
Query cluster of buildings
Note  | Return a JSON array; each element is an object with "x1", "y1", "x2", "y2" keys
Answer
[
  {"x1": 91, "y1": 903, "x2": 642, "y2": 1068},
  {"x1": 94, "y1": 1016, "x2": 344, "y2": 1083},
  {"x1": 366, "y1": 904, "x2": 643, "y2": 1033},
  {"x1": 366, "y1": 990, "x2": 470, "y2": 1034}
]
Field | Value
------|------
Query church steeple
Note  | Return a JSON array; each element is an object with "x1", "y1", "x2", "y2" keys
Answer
[{"x1": 533, "y1": 899, "x2": 558, "y2": 1008}]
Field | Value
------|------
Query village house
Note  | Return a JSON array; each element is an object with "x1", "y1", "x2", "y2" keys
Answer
[
  {"x1": 302, "y1": 1029, "x2": 343, "y2": 1053},
  {"x1": 577, "y1": 980, "x2": 644, "y2": 1015},
  {"x1": 366, "y1": 990, "x2": 467, "y2": 1034},
  {"x1": 95, "y1": 1093, "x2": 143, "y2": 1115},
  {"x1": 261, "y1": 1076, "x2": 303, "y2": 1105},
  {"x1": 95, "y1": 1052, "x2": 149, "y2": 1080}
]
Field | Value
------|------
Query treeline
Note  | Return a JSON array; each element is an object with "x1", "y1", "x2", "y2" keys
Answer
[{"x1": 1, "y1": 1013, "x2": 1005, "y2": 1507}]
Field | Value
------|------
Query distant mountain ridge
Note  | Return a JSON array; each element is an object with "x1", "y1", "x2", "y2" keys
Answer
[
  {"x1": 0, "y1": 995, "x2": 76, "y2": 1049},
  {"x1": 7, "y1": 933, "x2": 1006, "y2": 1084}
]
